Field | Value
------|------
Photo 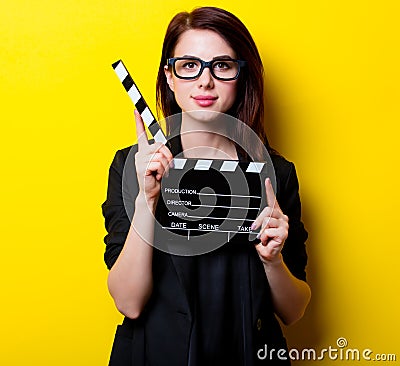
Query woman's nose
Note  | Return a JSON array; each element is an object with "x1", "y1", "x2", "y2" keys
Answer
[{"x1": 197, "y1": 67, "x2": 214, "y2": 88}]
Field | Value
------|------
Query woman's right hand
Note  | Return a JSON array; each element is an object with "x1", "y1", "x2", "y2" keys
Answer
[{"x1": 134, "y1": 109, "x2": 173, "y2": 205}]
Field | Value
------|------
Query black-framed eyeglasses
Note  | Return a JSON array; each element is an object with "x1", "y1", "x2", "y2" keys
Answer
[{"x1": 167, "y1": 57, "x2": 247, "y2": 81}]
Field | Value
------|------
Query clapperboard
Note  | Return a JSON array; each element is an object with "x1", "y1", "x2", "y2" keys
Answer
[{"x1": 112, "y1": 60, "x2": 275, "y2": 255}]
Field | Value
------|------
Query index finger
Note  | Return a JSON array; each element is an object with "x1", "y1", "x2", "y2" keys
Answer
[
  {"x1": 265, "y1": 177, "x2": 280, "y2": 210},
  {"x1": 134, "y1": 109, "x2": 149, "y2": 148}
]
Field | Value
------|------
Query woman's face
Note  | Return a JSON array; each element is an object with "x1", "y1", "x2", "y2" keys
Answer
[{"x1": 164, "y1": 29, "x2": 238, "y2": 117}]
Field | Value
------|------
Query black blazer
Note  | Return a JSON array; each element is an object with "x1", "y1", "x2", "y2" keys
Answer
[{"x1": 102, "y1": 143, "x2": 308, "y2": 366}]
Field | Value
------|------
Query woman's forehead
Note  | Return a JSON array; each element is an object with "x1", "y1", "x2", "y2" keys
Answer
[{"x1": 173, "y1": 29, "x2": 236, "y2": 59}]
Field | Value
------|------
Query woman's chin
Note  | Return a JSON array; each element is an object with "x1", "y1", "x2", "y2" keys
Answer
[{"x1": 183, "y1": 109, "x2": 225, "y2": 124}]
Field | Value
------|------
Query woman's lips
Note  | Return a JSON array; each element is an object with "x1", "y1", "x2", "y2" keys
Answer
[{"x1": 192, "y1": 95, "x2": 218, "y2": 107}]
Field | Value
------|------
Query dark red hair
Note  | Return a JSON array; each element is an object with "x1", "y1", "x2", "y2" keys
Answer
[{"x1": 156, "y1": 7, "x2": 275, "y2": 158}]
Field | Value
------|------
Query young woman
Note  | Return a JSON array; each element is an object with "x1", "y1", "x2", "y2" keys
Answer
[{"x1": 102, "y1": 7, "x2": 310, "y2": 366}]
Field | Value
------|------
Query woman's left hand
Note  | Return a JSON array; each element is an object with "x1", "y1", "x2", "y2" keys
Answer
[{"x1": 251, "y1": 178, "x2": 289, "y2": 264}]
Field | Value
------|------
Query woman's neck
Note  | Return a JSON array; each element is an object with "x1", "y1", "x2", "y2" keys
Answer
[{"x1": 180, "y1": 113, "x2": 238, "y2": 160}]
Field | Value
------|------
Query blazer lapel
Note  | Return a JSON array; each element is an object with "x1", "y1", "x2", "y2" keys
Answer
[{"x1": 169, "y1": 254, "x2": 196, "y2": 318}]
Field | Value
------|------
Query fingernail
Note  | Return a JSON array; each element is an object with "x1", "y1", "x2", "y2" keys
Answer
[
  {"x1": 256, "y1": 232, "x2": 261, "y2": 239},
  {"x1": 250, "y1": 222, "x2": 256, "y2": 230}
]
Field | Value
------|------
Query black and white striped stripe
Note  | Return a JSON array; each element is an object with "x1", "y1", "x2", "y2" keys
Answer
[
  {"x1": 171, "y1": 158, "x2": 267, "y2": 173},
  {"x1": 112, "y1": 59, "x2": 167, "y2": 145}
]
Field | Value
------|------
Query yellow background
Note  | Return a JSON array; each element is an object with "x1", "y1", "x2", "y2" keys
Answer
[{"x1": 1, "y1": 0, "x2": 399, "y2": 364}]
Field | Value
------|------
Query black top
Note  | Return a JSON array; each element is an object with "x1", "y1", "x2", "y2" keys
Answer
[
  {"x1": 102, "y1": 137, "x2": 308, "y2": 366},
  {"x1": 191, "y1": 242, "x2": 252, "y2": 365}
]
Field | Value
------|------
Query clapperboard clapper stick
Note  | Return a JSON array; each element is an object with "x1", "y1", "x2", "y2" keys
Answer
[
  {"x1": 112, "y1": 60, "x2": 168, "y2": 145},
  {"x1": 112, "y1": 59, "x2": 270, "y2": 246}
]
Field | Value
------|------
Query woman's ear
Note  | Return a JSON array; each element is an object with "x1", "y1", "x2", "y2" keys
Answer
[{"x1": 164, "y1": 65, "x2": 175, "y2": 92}]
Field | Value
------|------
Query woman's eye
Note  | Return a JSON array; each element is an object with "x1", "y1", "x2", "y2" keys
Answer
[
  {"x1": 214, "y1": 62, "x2": 231, "y2": 70},
  {"x1": 183, "y1": 62, "x2": 197, "y2": 69}
]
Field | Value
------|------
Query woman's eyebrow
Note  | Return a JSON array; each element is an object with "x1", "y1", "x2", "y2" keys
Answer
[
  {"x1": 178, "y1": 54, "x2": 199, "y2": 59},
  {"x1": 212, "y1": 55, "x2": 235, "y2": 60},
  {"x1": 177, "y1": 54, "x2": 235, "y2": 60}
]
